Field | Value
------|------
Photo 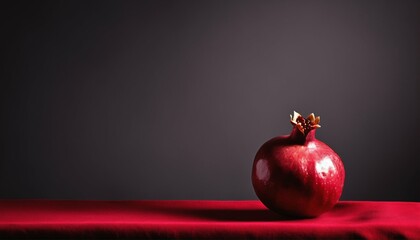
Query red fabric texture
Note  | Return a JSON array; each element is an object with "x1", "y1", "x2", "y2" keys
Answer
[{"x1": 0, "y1": 200, "x2": 419, "y2": 239}]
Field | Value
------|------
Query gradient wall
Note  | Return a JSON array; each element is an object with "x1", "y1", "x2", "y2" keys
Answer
[{"x1": 1, "y1": 0, "x2": 419, "y2": 200}]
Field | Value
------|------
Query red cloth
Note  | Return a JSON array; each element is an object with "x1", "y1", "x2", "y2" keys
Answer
[{"x1": 0, "y1": 200, "x2": 419, "y2": 239}]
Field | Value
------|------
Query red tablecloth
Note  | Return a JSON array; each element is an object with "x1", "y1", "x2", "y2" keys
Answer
[{"x1": 0, "y1": 200, "x2": 419, "y2": 239}]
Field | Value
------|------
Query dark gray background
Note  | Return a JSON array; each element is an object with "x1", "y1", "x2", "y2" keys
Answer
[{"x1": 1, "y1": 0, "x2": 419, "y2": 201}]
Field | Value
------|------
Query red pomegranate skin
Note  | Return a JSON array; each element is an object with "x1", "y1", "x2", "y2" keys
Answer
[{"x1": 252, "y1": 114, "x2": 345, "y2": 218}]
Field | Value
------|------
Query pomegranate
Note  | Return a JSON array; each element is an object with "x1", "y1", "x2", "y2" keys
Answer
[{"x1": 252, "y1": 111, "x2": 345, "y2": 218}]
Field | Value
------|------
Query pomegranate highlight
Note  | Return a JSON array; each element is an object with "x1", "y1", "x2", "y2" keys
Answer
[{"x1": 252, "y1": 111, "x2": 345, "y2": 218}]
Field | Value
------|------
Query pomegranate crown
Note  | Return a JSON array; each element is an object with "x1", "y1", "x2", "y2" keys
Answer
[{"x1": 290, "y1": 111, "x2": 321, "y2": 135}]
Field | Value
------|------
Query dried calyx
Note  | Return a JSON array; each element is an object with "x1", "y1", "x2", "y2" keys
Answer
[{"x1": 290, "y1": 111, "x2": 321, "y2": 135}]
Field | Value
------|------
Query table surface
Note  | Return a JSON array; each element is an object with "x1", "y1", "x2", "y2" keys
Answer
[{"x1": 0, "y1": 200, "x2": 419, "y2": 239}]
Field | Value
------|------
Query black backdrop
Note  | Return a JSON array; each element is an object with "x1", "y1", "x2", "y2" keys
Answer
[{"x1": 1, "y1": 0, "x2": 419, "y2": 201}]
